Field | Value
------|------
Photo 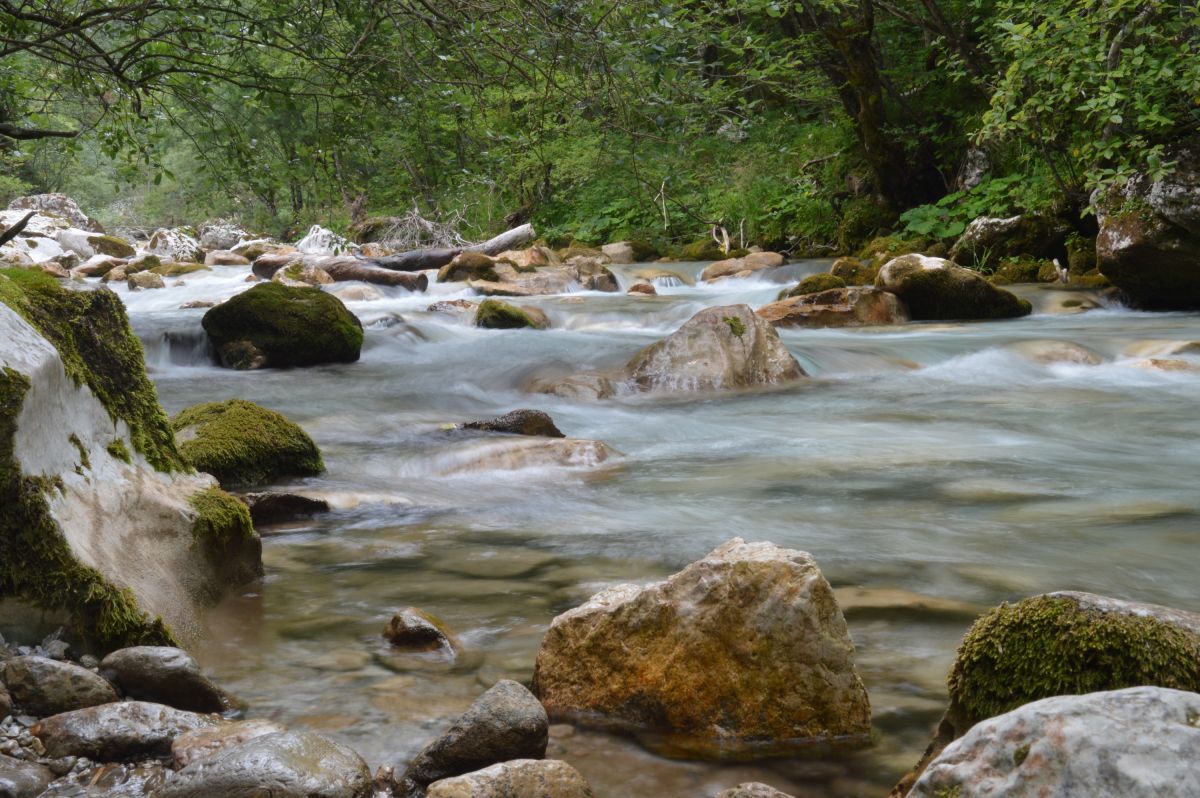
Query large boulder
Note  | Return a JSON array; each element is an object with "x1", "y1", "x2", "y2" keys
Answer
[
  {"x1": 757, "y1": 287, "x2": 908, "y2": 328},
  {"x1": 889, "y1": 591, "x2": 1200, "y2": 796},
  {"x1": 876, "y1": 254, "x2": 1032, "y2": 320},
  {"x1": 198, "y1": 221, "x2": 250, "y2": 251},
  {"x1": 171, "y1": 399, "x2": 324, "y2": 488},
  {"x1": 425, "y1": 760, "x2": 594, "y2": 798},
  {"x1": 99, "y1": 646, "x2": 239, "y2": 713},
  {"x1": 532, "y1": 305, "x2": 804, "y2": 399},
  {"x1": 148, "y1": 228, "x2": 204, "y2": 263},
  {"x1": 8, "y1": 194, "x2": 102, "y2": 232},
  {"x1": 531, "y1": 538, "x2": 871, "y2": 748},
  {"x1": 201, "y1": 283, "x2": 363, "y2": 369},
  {"x1": 475, "y1": 299, "x2": 549, "y2": 330},
  {"x1": 910, "y1": 687, "x2": 1200, "y2": 798},
  {"x1": 2, "y1": 655, "x2": 118, "y2": 716},
  {"x1": 157, "y1": 730, "x2": 372, "y2": 798},
  {"x1": 0, "y1": 271, "x2": 262, "y2": 647},
  {"x1": 1095, "y1": 144, "x2": 1200, "y2": 308},
  {"x1": 31, "y1": 701, "x2": 218, "y2": 760},
  {"x1": 700, "y1": 251, "x2": 785, "y2": 281},
  {"x1": 948, "y1": 214, "x2": 1071, "y2": 270},
  {"x1": 393, "y1": 680, "x2": 548, "y2": 798},
  {"x1": 55, "y1": 229, "x2": 136, "y2": 260}
]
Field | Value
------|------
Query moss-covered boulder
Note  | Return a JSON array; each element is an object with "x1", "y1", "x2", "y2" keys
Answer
[
  {"x1": 786, "y1": 272, "x2": 846, "y2": 298},
  {"x1": 856, "y1": 235, "x2": 928, "y2": 268},
  {"x1": 201, "y1": 283, "x2": 363, "y2": 369},
  {"x1": 475, "y1": 299, "x2": 548, "y2": 330},
  {"x1": 830, "y1": 256, "x2": 878, "y2": 286},
  {"x1": 0, "y1": 270, "x2": 261, "y2": 649},
  {"x1": 532, "y1": 539, "x2": 871, "y2": 751},
  {"x1": 150, "y1": 262, "x2": 210, "y2": 278},
  {"x1": 172, "y1": 399, "x2": 324, "y2": 489},
  {"x1": 949, "y1": 213, "x2": 1071, "y2": 271},
  {"x1": 888, "y1": 591, "x2": 1200, "y2": 797},
  {"x1": 876, "y1": 254, "x2": 1032, "y2": 321}
]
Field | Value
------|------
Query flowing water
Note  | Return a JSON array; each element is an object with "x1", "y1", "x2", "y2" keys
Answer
[{"x1": 114, "y1": 262, "x2": 1200, "y2": 797}]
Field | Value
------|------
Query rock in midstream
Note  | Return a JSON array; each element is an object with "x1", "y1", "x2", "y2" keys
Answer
[
  {"x1": 393, "y1": 680, "x2": 548, "y2": 798},
  {"x1": 425, "y1": 759, "x2": 594, "y2": 798},
  {"x1": 2, "y1": 656, "x2": 118, "y2": 716}
]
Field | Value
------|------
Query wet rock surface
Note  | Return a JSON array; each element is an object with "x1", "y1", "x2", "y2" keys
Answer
[
  {"x1": 383, "y1": 608, "x2": 460, "y2": 656},
  {"x1": 240, "y1": 492, "x2": 331, "y2": 525},
  {"x1": 31, "y1": 701, "x2": 218, "y2": 760},
  {"x1": 425, "y1": 759, "x2": 594, "y2": 798},
  {"x1": 0, "y1": 754, "x2": 54, "y2": 798},
  {"x1": 394, "y1": 680, "x2": 549, "y2": 798},
  {"x1": 99, "y1": 647, "x2": 237, "y2": 714},
  {"x1": 2, "y1": 657, "x2": 118, "y2": 717},
  {"x1": 757, "y1": 287, "x2": 907, "y2": 328},
  {"x1": 461, "y1": 409, "x2": 565, "y2": 438}
]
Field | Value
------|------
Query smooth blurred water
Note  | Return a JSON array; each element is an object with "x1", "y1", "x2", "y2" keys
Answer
[{"x1": 118, "y1": 263, "x2": 1200, "y2": 797}]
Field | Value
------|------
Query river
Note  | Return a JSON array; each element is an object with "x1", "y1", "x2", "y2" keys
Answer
[{"x1": 114, "y1": 261, "x2": 1200, "y2": 797}]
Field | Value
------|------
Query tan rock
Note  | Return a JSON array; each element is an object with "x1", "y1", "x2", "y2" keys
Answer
[
  {"x1": 1009, "y1": 340, "x2": 1102, "y2": 365},
  {"x1": 1130, "y1": 357, "x2": 1198, "y2": 372},
  {"x1": 272, "y1": 261, "x2": 334, "y2": 287},
  {"x1": 701, "y1": 251, "x2": 784, "y2": 281},
  {"x1": 627, "y1": 281, "x2": 657, "y2": 295},
  {"x1": 757, "y1": 287, "x2": 907, "y2": 328},
  {"x1": 171, "y1": 719, "x2": 287, "y2": 769},
  {"x1": 532, "y1": 538, "x2": 871, "y2": 745},
  {"x1": 426, "y1": 760, "x2": 593, "y2": 798},
  {"x1": 128, "y1": 271, "x2": 166, "y2": 290},
  {"x1": 204, "y1": 250, "x2": 251, "y2": 266}
]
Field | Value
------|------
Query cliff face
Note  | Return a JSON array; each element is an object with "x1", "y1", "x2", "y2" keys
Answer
[{"x1": 0, "y1": 269, "x2": 260, "y2": 649}]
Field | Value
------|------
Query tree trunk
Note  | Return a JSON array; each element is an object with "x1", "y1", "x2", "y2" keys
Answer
[{"x1": 365, "y1": 223, "x2": 538, "y2": 273}]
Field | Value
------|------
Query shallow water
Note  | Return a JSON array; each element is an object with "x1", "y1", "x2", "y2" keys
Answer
[{"x1": 118, "y1": 262, "x2": 1200, "y2": 796}]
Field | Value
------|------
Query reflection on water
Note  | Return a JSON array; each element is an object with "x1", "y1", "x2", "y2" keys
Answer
[{"x1": 122, "y1": 262, "x2": 1200, "y2": 796}]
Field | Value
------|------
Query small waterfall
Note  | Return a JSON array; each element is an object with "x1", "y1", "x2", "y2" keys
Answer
[{"x1": 142, "y1": 327, "x2": 212, "y2": 368}]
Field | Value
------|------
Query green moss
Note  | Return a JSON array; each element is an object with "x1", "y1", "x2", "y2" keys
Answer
[
  {"x1": 188, "y1": 486, "x2": 255, "y2": 548},
  {"x1": 475, "y1": 299, "x2": 546, "y2": 330},
  {"x1": 87, "y1": 234, "x2": 135, "y2": 258},
  {"x1": 788, "y1": 272, "x2": 846, "y2": 298},
  {"x1": 124, "y1": 254, "x2": 160, "y2": 274},
  {"x1": 946, "y1": 594, "x2": 1200, "y2": 733},
  {"x1": 0, "y1": 366, "x2": 174, "y2": 649},
  {"x1": 106, "y1": 438, "x2": 131, "y2": 463},
  {"x1": 201, "y1": 282, "x2": 363, "y2": 369},
  {"x1": 677, "y1": 239, "x2": 725, "y2": 261},
  {"x1": 830, "y1": 256, "x2": 878, "y2": 286},
  {"x1": 172, "y1": 398, "x2": 324, "y2": 489},
  {"x1": 0, "y1": 269, "x2": 185, "y2": 472},
  {"x1": 150, "y1": 262, "x2": 210, "y2": 277},
  {"x1": 68, "y1": 434, "x2": 90, "y2": 472},
  {"x1": 1012, "y1": 743, "x2": 1031, "y2": 766},
  {"x1": 856, "y1": 235, "x2": 927, "y2": 266},
  {"x1": 437, "y1": 251, "x2": 498, "y2": 282},
  {"x1": 723, "y1": 316, "x2": 746, "y2": 338}
]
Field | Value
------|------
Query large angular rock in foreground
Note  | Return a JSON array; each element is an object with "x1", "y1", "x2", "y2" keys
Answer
[
  {"x1": 0, "y1": 270, "x2": 261, "y2": 647},
  {"x1": 911, "y1": 687, "x2": 1200, "y2": 798},
  {"x1": 532, "y1": 305, "x2": 805, "y2": 399},
  {"x1": 532, "y1": 538, "x2": 871, "y2": 750}
]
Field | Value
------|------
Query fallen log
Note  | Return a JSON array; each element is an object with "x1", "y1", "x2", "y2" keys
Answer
[
  {"x1": 0, "y1": 211, "x2": 37, "y2": 248},
  {"x1": 319, "y1": 257, "x2": 429, "y2": 291},
  {"x1": 363, "y1": 223, "x2": 537, "y2": 273}
]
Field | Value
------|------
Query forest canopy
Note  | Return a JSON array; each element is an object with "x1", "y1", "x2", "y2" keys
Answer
[{"x1": 2, "y1": 0, "x2": 1197, "y2": 250}]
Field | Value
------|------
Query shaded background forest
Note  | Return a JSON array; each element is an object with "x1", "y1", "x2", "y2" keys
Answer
[{"x1": 2, "y1": 0, "x2": 1197, "y2": 253}]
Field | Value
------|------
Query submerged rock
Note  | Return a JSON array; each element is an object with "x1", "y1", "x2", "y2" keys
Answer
[
  {"x1": 532, "y1": 304, "x2": 804, "y2": 399},
  {"x1": 99, "y1": 646, "x2": 239, "y2": 713},
  {"x1": 461, "y1": 409, "x2": 564, "y2": 438},
  {"x1": 1008, "y1": 340, "x2": 1102, "y2": 365},
  {"x1": 757, "y1": 287, "x2": 907, "y2": 328},
  {"x1": 876, "y1": 254, "x2": 1032, "y2": 320},
  {"x1": 2, "y1": 655, "x2": 118, "y2": 716},
  {"x1": 0, "y1": 272, "x2": 261, "y2": 647},
  {"x1": 627, "y1": 281, "x2": 657, "y2": 295},
  {"x1": 171, "y1": 399, "x2": 324, "y2": 488},
  {"x1": 1096, "y1": 144, "x2": 1200, "y2": 309},
  {"x1": 32, "y1": 701, "x2": 218, "y2": 760},
  {"x1": 890, "y1": 591, "x2": 1200, "y2": 796},
  {"x1": 531, "y1": 538, "x2": 871, "y2": 748},
  {"x1": 425, "y1": 759, "x2": 594, "y2": 798},
  {"x1": 201, "y1": 282, "x2": 363, "y2": 369},
  {"x1": 911, "y1": 687, "x2": 1200, "y2": 798},
  {"x1": 393, "y1": 680, "x2": 548, "y2": 798},
  {"x1": 158, "y1": 730, "x2": 372, "y2": 798}
]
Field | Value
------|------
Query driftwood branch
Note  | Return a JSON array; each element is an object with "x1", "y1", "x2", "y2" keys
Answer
[
  {"x1": 252, "y1": 253, "x2": 428, "y2": 291},
  {"x1": 363, "y1": 223, "x2": 537, "y2": 273},
  {"x1": 0, "y1": 211, "x2": 36, "y2": 248}
]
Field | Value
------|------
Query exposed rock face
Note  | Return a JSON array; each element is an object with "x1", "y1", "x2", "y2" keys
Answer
[
  {"x1": 157, "y1": 730, "x2": 372, "y2": 798},
  {"x1": 910, "y1": 687, "x2": 1200, "y2": 798},
  {"x1": 32, "y1": 701, "x2": 218, "y2": 760},
  {"x1": 295, "y1": 225, "x2": 355, "y2": 256},
  {"x1": 949, "y1": 214, "x2": 1071, "y2": 270},
  {"x1": 383, "y1": 608, "x2": 460, "y2": 656},
  {"x1": 425, "y1": 760, "x2": 594, "y2": 798},
  {"x1": 201, "y1": 283, "x2": 363, "y2": 369},
  {"x1": 2, "y1": 656, "x2": 118, "y2": 716},
  {"x1": 461, "y1": 409, "x2": 564, "y2": 438},
  {"x1": 758, "y1": 287, "x2": 907, "y2": 329},
  {"x1": 171, "y1": 719, "x2": 288, "y2": 769},
  {"x1": 876, "y1": 254, "x2": 1032, "y2": 320},
  {"x1": 55, "y1": 229, "x2": 136, "y2": 260},
  {"x1": 700, "y1": 251, "x2": 785, "y2": 281},
  {"x1": 532, "y1": 305, "x2": 804, "y2": 399},
  {"x1": 171, "y1": 399, "x2": 324, "y2": 488},
  {"x1": 99, "y1": 646, "x2": 239, "y2": 713},
  {"x1": 394, "y1": 680, "x2": 549, "y2": 798},
  {"x1": 0, "y1": 272, "x2": 262, "y2": 647},
  {"x1": 198, "y1": 222, "x2": 250, "y2": 251},
  {"x1": 8, "y1": 194, "x2": 102, "y2": 232},
  {"x1": 1096, "y1": 145, "x2": 1200, "y2": 308},
  {"x1": 532, "y1": 538, "x2": 871, "y2": 746},
  {"x1": 148, "y1": 228, "x2": 204, "y2": 263},
  {"x1": 205, "y1": 250, "x2": 251, "y2": 266},
  {"x1": 600, "y1": 242, "x2": 636, "y2": 264},
  {"x1": 889, "y1": 591, "x2": 1200, "y2": 797}
]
